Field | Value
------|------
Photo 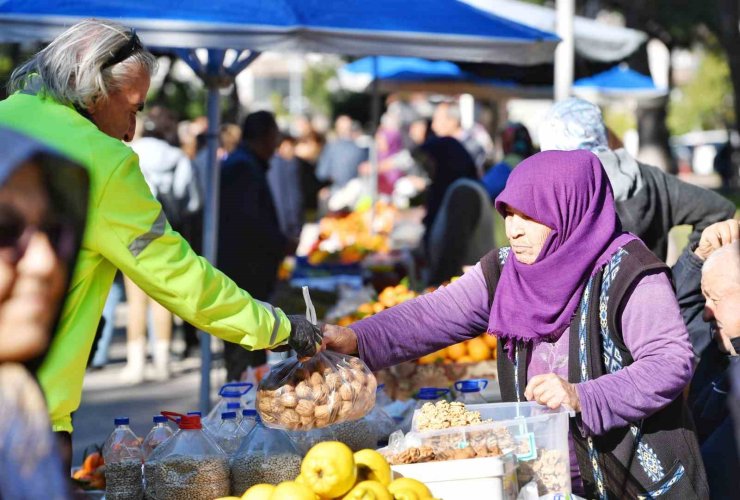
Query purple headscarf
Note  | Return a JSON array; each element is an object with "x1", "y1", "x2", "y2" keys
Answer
[{"x1": 488, "y1": 150, "x2": 636, "y2": 354}]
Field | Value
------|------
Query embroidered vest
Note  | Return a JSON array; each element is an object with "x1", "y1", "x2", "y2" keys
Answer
[{"x1": 481, "y1": 240, "x2": 708, "y2": 499}]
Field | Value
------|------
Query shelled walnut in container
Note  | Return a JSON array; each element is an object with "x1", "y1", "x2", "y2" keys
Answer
[{"x1": 256, "y1": 352, "x2": 376, "y2": 430}]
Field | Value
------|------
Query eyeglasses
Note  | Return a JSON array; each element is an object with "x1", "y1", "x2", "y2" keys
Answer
[
  {"x1": 0, "y1": 204, "x2": 75, "y2": 265},
  {"x1": 101, "y1": 28, "x2": 144, "y2": 70}
]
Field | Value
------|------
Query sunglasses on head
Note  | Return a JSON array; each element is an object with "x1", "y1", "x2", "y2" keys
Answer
[
  {"x1": 101, "y1": 28, "x2": 143, "y2": 70},
  {"x1": 0, "y1": 204, "x2": 76, "y2": 265}
]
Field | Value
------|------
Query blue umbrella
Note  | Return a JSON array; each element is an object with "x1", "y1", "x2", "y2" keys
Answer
[
  {"x1": 0, "y1": 0, "x2": 558, "y2": 64},
  {"x1": 574, "y1": 65, "x2": 667, "y2": 101},
  {"x1": 343, "y1": 56, "x2": 471, "y2": 82}
]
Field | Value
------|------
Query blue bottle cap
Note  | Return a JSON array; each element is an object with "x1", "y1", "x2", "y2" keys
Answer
[
  {"x1": 114, "y1": 417, "x2": 129, "y2": 426},
  {"x1": 221, "y1": 411, "x2": 237, "y2": 420},
  {"x1": 153, "y1": 415, "x2": 168, "y2": 424},
  {"x1": 417, "y1": 387, "x2": 450, "y2": 400},
  {"x1": 454, "y1": 379, "x2": 488, "y2": 393},
  {"x1": 187, "y1": 411, "x2": 202, "y2": 417},
  {"x1": 226, "y1": 402, "x2": 241, "y2": 410},
  {"x1": 242, "y1": 409, "x2": 257, "y2": 417}
]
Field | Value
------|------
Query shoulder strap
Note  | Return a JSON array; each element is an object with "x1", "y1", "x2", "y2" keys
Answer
[
  {"x1": 480, "y1": 248, "x2": 500, "y2": 308},
  {"x1": 606, "y1": 240, "x2": 670, "y2": 356}
]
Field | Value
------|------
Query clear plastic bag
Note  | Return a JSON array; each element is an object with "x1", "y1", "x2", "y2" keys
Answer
[
  {"x1": 256, "y1": 351, "x2": 376, "y2": 430},
  {"x1": 230, "y1": 416, "x2": 302, "y2": 495},
  {"x1": 144, "y1": 412, "x2": 229, "y2": 500}
]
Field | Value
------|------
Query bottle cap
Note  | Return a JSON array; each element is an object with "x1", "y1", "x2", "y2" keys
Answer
[
  {"x1": 417, "y1": 387, "x2": 450, "y2": 400},
  {"x1": 242, "y1": 409, "x2": 257, "y2": 417},
  {"x1": 187, "y1": 411, "x2": 202, "y2": 417},
  {"x1": 153, "y1": 415, "x2": 168, "y2": 424},
  {"x1": 222, "y1": 411, "x2": 237, "y2": 420},
  {"x1": 226, "y1": 402, "x2": 241, "y2": 410},
  {"x1": 114, "y1": 417, "x2": 129, "y2": 426},
  {"x1": 455, "y1": 379, "x2": 488, "y2": 393}
]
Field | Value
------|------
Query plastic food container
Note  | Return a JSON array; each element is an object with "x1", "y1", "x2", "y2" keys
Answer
[
  {"x1": 410, "y1": 402, "x2": 573, "y2": 496},
  {"x1": 392, "y1": 453, "x2": 518, "y2": 500}
]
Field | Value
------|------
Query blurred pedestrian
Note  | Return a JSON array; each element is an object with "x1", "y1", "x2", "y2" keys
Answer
[
  {"x1": 316, "y1": 115, "x2": 367, "y2": 192},
  {"x1": 218, "y1": 111, "x2": 287, "y2": 381},
  {"x1": 295, "y1": 129, "x2": 327, "y2": 219},
  {"x1": 418, "y1": 137, "x2": 493, "y2": 285},
  {"x1": 538, "y1": 97, "x2": 736, "y2": 261},
  {"x1": 481, "y1": 122, "x2": 535, "y2": 200},
  {"x1": 0, "y1": 20, "x2": 321, "y2": 450},
  {"x1": 432, "y1": 101, "x2": 487, "y2": 176},
  {"x1": 0, "y1": 127, "x2": 88, "y2": 496},
  {"x1": 268, "y1": 134, "x2": 304, "y2": 243}
]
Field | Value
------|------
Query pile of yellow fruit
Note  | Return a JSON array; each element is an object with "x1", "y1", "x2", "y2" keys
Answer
[
  {"x1": 336, "y1": 284, "x2": 417, "y2": 326},
  {"x1": 219, "y1": 442, "x2": 433, "y2": 500},
  {"x1": 417, "y1": 334, "x2": 497, "y2": 364}
]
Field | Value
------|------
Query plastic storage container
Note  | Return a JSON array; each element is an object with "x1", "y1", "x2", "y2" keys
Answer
[
  {"x1": 144, "y1": 412, "x2": 229, "y2": 500},
  {"x1": 102, "y1": 417, "x2": 144, "y2": 500},
  {"x1": 214, "y1": 411, "x2": 240, "y2": 455},
  {"x1": 391, "y1": 452, "x2": 519, "y2": 500},
  {"x1": 142, "y1": 415, "x2": 175, "y2": 460},
  {"x1": 410, "y1": 402, "x2": 573, "y2": 496},
  {"x1": 454, "y1": 379, "x2": 488, "y2": 405},
  {"x1": 230, "y1": 415, "x2": 302, "y2": 494},
  {"x1": 203, "y1": 382, "x2": 253, "y2": 430}
]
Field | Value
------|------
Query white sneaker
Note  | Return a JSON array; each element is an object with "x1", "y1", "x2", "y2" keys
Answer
[{"x1": 119, "y1": 338, "x2": 146, "y2": 384}]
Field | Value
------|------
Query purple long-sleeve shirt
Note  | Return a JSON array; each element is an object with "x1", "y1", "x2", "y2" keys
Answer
[{"x1": 354, "y1": 262, "x2": 693, "y2": 437}]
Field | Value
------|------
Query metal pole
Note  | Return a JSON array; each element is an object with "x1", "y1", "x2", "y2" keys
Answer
[
  {"x1": 199, "y1": 49, "x2": 225, "y2": 414},
  {"x1": 554, "y1": 0, "x2": 575, "y2": 101}
]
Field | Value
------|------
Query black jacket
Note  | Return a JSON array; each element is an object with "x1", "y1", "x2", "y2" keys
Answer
[
  {"x1": 616, "y1": 163, "x2": 735, "y2": 262},
  {"x1": 217, "y1": 145, "x2": 286, "y2": 301}
]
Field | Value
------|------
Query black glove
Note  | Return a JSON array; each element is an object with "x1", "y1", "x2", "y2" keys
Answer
[{"x1": 286, "y1": 315, "x2": 323, "y2": 358}]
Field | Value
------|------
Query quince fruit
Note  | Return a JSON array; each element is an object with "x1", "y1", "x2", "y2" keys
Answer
[
  {"x1": 354, "y1": 449, "x2": 392, "y2": 486},
  {"x1": 387, "y1": 478, "x2": 433, "y2": 499},
  {"x1": 342, "y1": 480, "x2": 392, "y2": 500},
  {"x1": 241, "y1": 483, "x2": 275, "y2": 499},
  {"x1": 301, "y1": 441, "x2": 357, "y2": 498},
  {"x1": 269, "y1": 481, "x2": 316, "y2": 500}
]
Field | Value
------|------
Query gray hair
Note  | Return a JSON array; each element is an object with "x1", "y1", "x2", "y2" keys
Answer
[
  {"x1": 537, "y1": 97, "x2": 609, "y2": 153},
  {"x1": 703, "y1": 240, "x2": 740, "y2": 285},
  {"x1": 8, "y1": 19, "x2": 157, "y2": 110}
]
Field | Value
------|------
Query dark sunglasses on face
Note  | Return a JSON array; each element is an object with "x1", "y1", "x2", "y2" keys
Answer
[{"x1": 0, "y1": 204, "x2": 75, "y2": 265}]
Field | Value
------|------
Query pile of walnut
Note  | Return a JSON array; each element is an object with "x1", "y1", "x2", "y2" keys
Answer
[
  {"x1": 414, "y1": 401, "x2": 491, "y2": 431},
  {"x1": 257, "y1": 356, "x2": 377, "y2": 430},
  {"x1": 387, "y1": 400, "x2": 517, "y2": 465}
]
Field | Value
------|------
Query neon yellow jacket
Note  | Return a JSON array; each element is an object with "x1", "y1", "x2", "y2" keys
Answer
[{"x1": 0, "y1": 90, "x2": 291, "y2": 432}]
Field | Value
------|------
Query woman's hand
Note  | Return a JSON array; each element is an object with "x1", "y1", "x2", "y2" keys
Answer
[
  {"x1": 524, "y1": 374, "x2": 581, "y2": 412},
  {"x1": 320, "y1": 323, "x2": 359, "y2": 355}
]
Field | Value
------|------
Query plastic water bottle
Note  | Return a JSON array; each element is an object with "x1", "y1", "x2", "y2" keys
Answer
[
  {"x1": 454, "y1": 379, "x2": 488, "y2": 405},
  {"x1": 226, "y1": 401, "x2": 242, "y2": 424},
  {"x1": 203, "y1": 382, "x2": 253, "y2": 430},
  {"x1": 102, "y1": 417, "x2": 143, "y2": 499},
  {"x1": 237, "y1": 408, "x2": 258, "y2": 442},
  {"x1": 214, "y1": 411, "x2": 240, "y2": 455},
  {"x1": 142, "y1": 415, "x2": 174, "y2": 459}
]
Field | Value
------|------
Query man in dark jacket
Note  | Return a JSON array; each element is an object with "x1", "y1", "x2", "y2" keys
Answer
[
  {"x1": 218, "y1": 111, "x2": 286, "y2": 380},
  {"x1": 673, "y1": 220, "x2": 740, "y2": 498},
  {"x1": 539, "y1": 97, "x2": 736, "y2": 261}
]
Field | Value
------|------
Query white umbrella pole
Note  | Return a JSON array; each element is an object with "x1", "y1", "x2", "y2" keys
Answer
[{"x1": 554, "y1": 0, "x2": 575, "y2": 101}]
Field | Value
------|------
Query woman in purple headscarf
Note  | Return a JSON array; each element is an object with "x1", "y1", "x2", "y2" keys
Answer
[{"x1": 323, "y1": 150, "x2": 708, "y2": 499}]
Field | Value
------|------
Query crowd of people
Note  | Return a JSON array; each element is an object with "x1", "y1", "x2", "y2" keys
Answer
[{"x1": 0, "y1": 18, "x2": 738, "y2": 500}]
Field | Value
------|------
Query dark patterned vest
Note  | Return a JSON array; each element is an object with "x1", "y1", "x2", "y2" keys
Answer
[{"x1": 481, "y1": 240, "x2": 708, "y2": 499}]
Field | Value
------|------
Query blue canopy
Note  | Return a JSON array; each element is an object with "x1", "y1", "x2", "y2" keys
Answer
[
  {"x1": 344, "y1": 56, "x2": 470, "y2": 82},
  {"x1": 340, "y1": 55, "x2": 551, "y2": 98},
  {"x1": 573, "y1": 65, "x2": 667, "y2": 102},
  {"x1": 0, "y1": 0, "x2": 558, "y2": 64},
  {"x1": 574, "y1": 65, "x2": 659, "y2": 91}
]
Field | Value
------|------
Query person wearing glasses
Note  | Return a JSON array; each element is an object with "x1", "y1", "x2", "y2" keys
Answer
[
  {"x1": 0, "y1": 19, "x2": 321, "y2": 461},
  {"x1": 0, "y1": 127, "x2": 88, "y2": 499}
]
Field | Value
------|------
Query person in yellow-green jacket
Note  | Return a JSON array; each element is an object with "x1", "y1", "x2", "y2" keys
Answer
[{"x1": 0, "y1": 19, "x2": 322, "y2": 463}]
